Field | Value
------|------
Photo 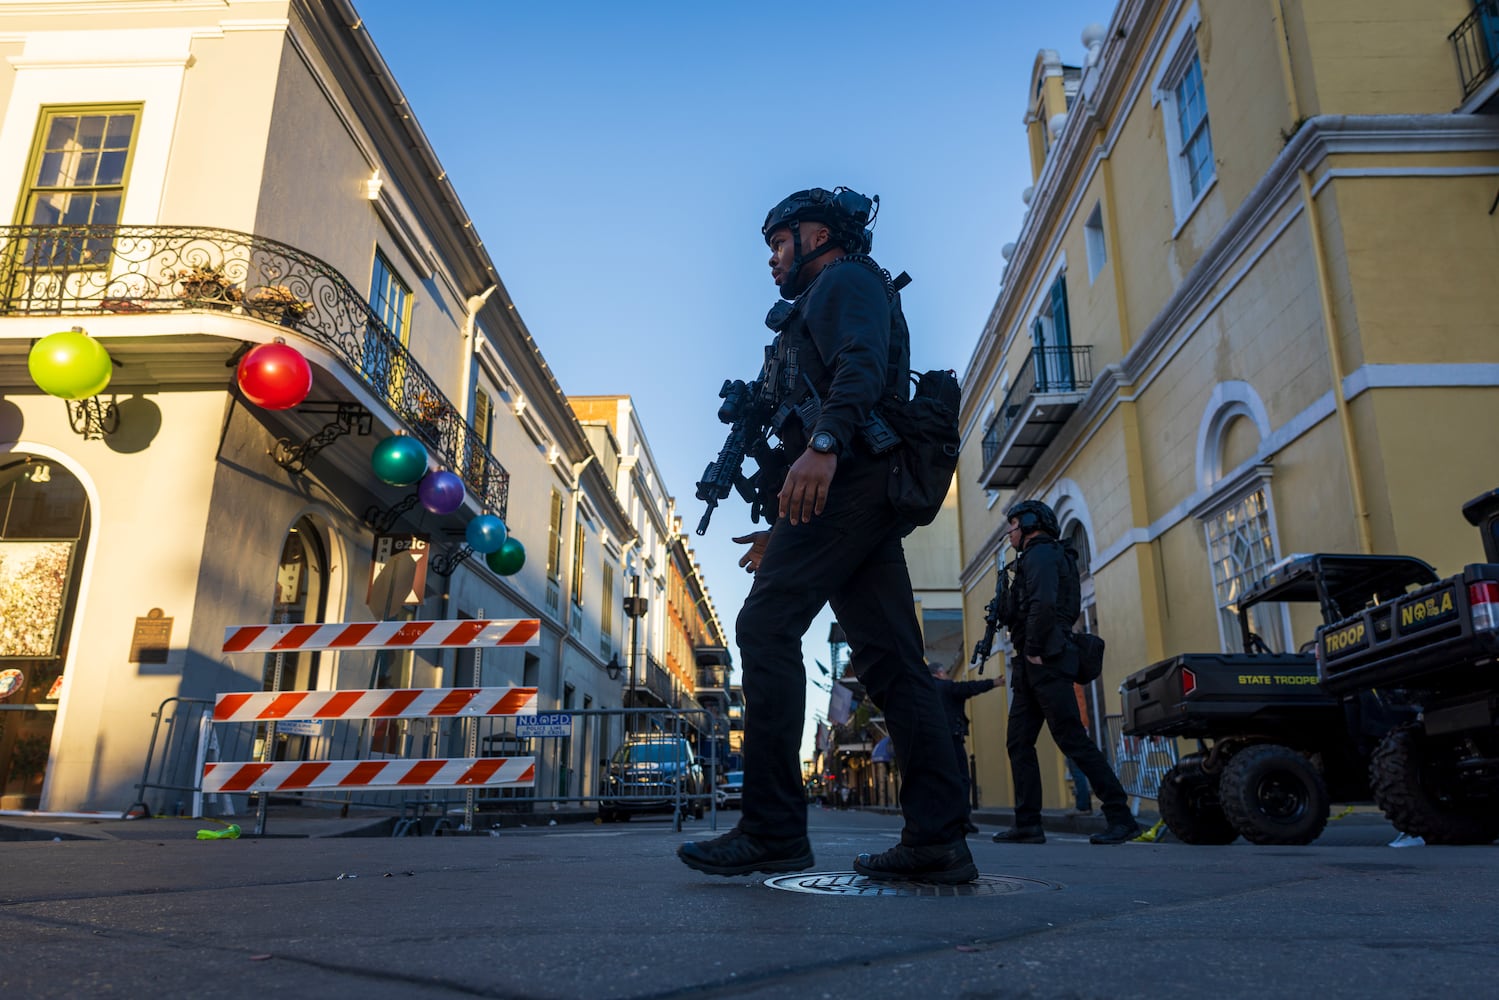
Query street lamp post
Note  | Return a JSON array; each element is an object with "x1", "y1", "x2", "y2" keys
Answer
[{"x1": 621, "y1": 554, "x2": 649, "y2": 729}]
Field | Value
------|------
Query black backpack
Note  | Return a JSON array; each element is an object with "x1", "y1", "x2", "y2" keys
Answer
[{"x1": 884, "y1": 367, "x2": 961, "y2": 526}]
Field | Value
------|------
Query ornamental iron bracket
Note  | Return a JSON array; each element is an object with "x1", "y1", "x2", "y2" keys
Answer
[
  {"x1": 362, "y1": 492, "x2": 421, "y2": 534},
  {"x1": 272, "y1": 402, "x2": 372, "y2": 475},
  {"x1": 429, "y1": 543, "x2": 474, "y2": 578},
  {"x1": 66, "y1": 396, "x2": 119, "y2": 439}
]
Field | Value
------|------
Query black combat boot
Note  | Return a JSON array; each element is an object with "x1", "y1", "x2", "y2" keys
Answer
[
  {"x1": 853, "y1": 840, "x2": 979, "y2": 885},
  {"x1": 677, "y1": 826, "x2": 814, "y2": 876}
]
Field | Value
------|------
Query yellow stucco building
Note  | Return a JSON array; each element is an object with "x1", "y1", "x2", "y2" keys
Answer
[{"x1": 957, "y1": 0, "x2": 1499, "y2": 814}]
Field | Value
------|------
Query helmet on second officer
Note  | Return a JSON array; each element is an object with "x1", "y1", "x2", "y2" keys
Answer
[
  {"x1": 761, "y1": 187, "x2": 878, "y2": 299},
  {"x1": 1005, "y1": 499, "x2": 1060, "y2": 539}
]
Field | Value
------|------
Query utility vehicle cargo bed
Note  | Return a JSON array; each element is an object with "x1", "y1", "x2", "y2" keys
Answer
[{"x1": 1122, "y1": 653, "x2": 1342, "y2": 738}]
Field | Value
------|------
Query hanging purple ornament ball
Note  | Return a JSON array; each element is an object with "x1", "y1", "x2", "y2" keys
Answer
[
  {"x1": 371, "y1": 434, "x2": 428, "y2": 486},
  {"x1": 418, "y1": 470, "x2": 465, "y2": 515},
  {"x1": 465, "y1": 514, "x2": 508, "y2": 554},
  {"x1": 486, "y1": 537, "x2": 525, "y2": 576}
]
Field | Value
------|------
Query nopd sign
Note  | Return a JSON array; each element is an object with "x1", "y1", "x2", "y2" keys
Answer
[{"x1": 516, "y1": 713, "x2": 572, "y2": 738}]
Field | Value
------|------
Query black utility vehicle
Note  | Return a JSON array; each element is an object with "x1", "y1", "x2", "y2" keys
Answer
[
  {"x1": 1316, "y1": 489, "x2": 1499, "y2": 845},
  {"x1": 1123, "y1": 553, "x2": 1437, "y2": 845}
]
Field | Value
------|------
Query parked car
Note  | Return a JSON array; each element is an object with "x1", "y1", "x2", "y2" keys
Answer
[
  {"x1": 715, "y1": 769, "x2": 744, "y2": 810},
  {"x1": 598, "y1": 735, "x2": 705, "y2": 822}
]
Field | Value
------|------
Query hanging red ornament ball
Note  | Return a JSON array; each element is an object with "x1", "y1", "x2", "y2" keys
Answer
[{"x1": 236, "y1": 342, "x2": 312, "y2": 410}]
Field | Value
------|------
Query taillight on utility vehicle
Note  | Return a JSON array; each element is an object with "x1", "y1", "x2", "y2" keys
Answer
[
  {"x1": 1470, "y1": 581, "x2": 1499, "y2": 632},
  {"x1": 1181, "y1": 667, "x2": 1197, "y2": 696}
]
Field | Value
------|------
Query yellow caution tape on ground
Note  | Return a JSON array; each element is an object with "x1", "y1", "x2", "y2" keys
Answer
[{"x1": 1132, "y1": 818, "x2": 1166, "y2": 843}]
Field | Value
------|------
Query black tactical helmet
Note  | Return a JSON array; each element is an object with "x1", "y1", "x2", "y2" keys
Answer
[
  {"x1": 762, "y1": 186, "x2": 878, "y2": 300},
  {"x1": 761, "y1": 187, "x2": 877, "y2": 252},
  {"x1": 1006, "y1": 499, "x2": 1060, "y2": 538}
]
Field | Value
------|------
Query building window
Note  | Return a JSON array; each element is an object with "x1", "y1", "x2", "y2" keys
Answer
[
  {"x1": 546, "y1": 489, "x2": 563, "y2": 583},
  {"x1": 16, "y1": 106, "x2": 142, "y2": 267},
  {"x1": 1204, "y1": 488, "x2": 1284, "y2": 655},
  {"x1": 1173, "y1": 57, "x2": 1214, "y2": 200},
  {"x1": 370, "y1": 251, "x2": 411, "y2": 343},
  {"x1": 1153, "y1": 5, "x2": 1215, "y2": 225},
  {"x1": 1083, "y1": 202, "x2": 1107, "y2": 284},
  {"x1": 601, "y1": 562, "x2": 615, "y2": 642},
  {"x1": 364, "y1": 251, "x2": 412, "y2": 399},
  {"x1": 571, "y1": 519, "x2": 586, "y2": 609}
]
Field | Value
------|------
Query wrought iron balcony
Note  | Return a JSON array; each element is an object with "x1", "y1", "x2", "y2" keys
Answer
[
  {"x1": 979, "y1": 344, "x2": 1093, "y2": 489},
  {"x1": 1451, "y1": 1, "x2": 1499, "y2": 102},
  {"x1": 0, "y1": 224, "x2": 507, "y2": 516}
]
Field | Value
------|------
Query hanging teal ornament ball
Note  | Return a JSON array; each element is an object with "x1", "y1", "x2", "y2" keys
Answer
[
  {"x1": 485, "y1": 536, "x2": 525, "y2": 576},
  {"x1": 371, "y1": 434, "x2": 427, "y2": 486},
  {"x1": 28, "y1": 329, "x2": 113, "y2": 399},
  {"x1": 466, "y1": 514, "x2": 508, "y2": 554}
]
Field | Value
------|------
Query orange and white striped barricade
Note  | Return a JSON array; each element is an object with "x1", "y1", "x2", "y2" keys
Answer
[{"x1": 208, "y1": 617, "x2": 540, "y2": 832}]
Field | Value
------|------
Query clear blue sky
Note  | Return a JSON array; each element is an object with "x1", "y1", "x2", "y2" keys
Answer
[{"x1": 354, "y1": 0, "x2": 1118, "y2": 758}]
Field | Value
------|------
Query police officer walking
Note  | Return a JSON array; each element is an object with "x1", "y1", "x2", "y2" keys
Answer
[
  {"x1": 678, "y1": 188, "x2": 977, "y2": 884},
  {"x1": 990, "y1": 500, "x2": 1141, "y2": 846}
]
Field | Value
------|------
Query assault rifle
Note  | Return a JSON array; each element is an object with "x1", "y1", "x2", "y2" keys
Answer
[
  {"x1": 970, "y1": 557, "x2": 1014, "y2": 674},
  {"x1": 695, "y1": 367, "x2": 779, "y2": 535}
]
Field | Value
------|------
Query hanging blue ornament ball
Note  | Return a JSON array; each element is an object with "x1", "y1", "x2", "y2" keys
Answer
[
  {"x1": 371, "y1": 435, "x2": 427, "y2": 486},
  {"x1": 418, "y1": 469, "x2": 465, "y2": 515},
  {"x1": 465, "y1": 514, "x2": 508, "y2": 554},
  {"x1": 485, "y1": 537, "x2": 526, "y2": 576}
]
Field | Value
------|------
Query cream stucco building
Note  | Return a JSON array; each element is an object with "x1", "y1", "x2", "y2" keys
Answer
[
  {"x1": 957, "y1": 0, "x2": 1499, "y2": 814},
  {"x1": 0, "y1": 0, "x2": 723, "y2": 814}
]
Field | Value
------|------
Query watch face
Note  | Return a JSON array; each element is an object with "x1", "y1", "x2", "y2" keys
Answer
[{"x1": 811, "y1": 432, "x2": 835, "y2": 453}]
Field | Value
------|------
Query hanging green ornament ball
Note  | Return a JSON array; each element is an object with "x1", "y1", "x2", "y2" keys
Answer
[
  {"x1": 485, "y1": 536, "x2": 525, "y2": 576},
  {"x1": 371, "y1": 434, "x2": 428, "y2": 486},
  {"x1": 28, "y1": 329, "x2": 113, "y2": 399}
]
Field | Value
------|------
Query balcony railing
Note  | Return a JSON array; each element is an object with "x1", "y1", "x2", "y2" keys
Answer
[
  {"x1": 0, "y1": 224, "x2": 507, "y2": 516},
  {"x1": 981, "y1": 344, "x2": 1093, "y2": 468},
  {"x1": 1451, "y1": 1, "x2": 1499, "y2": 100}
]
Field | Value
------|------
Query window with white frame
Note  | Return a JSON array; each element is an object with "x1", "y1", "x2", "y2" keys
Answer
[
  {"x1": 1203, "y1": 488, "x2": 1285, "y2": 655},
  {"x1": 1153, "y1": 4, "x2": 1216, "y2": 225},
  {"x1": 1083, "y1": 202, "x2": 1107, "y2": 283}
]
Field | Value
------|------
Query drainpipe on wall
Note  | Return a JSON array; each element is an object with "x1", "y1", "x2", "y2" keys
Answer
[
  {"x1": 457, "y1": 284, "x2": 496, "y2": 423},
  {"x1": 557, "y1": 455, "x2": 597, "y2": 708},
  {"x1": 1298, "y1": 168, "x2": 1374, "y2": 554}
]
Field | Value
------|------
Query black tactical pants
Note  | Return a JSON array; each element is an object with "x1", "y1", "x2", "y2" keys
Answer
[
  {"x1": 737, "y1": 453, "x2": 967, "y2": 847},
  {"x1": 1007, "y1": 657, "x2": 1133, "y2": 828}
]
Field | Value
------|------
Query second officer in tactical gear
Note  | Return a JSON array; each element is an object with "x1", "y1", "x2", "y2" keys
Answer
[
  {"x1": 990, "y1": 499, "x2": 1142, "y2": 846},
  {"x1": 678, "y1": 187, "x2": 977, "y2": 884}
]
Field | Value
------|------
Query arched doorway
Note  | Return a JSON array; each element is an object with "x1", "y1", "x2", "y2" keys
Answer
[
  {"x1": 257, "y1": 517, "x2": 328, "y2": 764},
  {"x1": 0, "y1": 455, "x2": 90, "y2": 809}
]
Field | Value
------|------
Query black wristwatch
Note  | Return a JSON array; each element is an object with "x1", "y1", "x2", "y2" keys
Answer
[{"x1": 809, "y1": 430, "x2": 838, "y2": 454}]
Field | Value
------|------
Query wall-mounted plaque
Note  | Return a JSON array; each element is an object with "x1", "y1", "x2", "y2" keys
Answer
[{"x1": 130, "y1": 608, "x2": 173, "y2": 664}]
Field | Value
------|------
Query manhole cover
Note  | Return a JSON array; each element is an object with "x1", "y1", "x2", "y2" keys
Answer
[{"x1": 763, "y1": 872, "x2": 1061, "y2": 897}]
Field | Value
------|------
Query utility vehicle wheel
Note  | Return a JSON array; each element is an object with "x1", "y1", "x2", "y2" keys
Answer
[
  {"x1": 1218, "y1": 743, "x2": 1329, "y2": 845},
  {"x1": 1158, "y1": 756, "x2": 1238, "y2": 845},
  {"x1": 1371, "y1": 725, "x2": 1499, "y2": 845}
]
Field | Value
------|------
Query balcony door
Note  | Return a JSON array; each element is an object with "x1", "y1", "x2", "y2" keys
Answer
[
  {"x1": 1480, "y1": 1, "x2": 1499, "y2": 63},
  {"x1": 1031, "y1": 274, "x2": 1075, "y2": 392}
]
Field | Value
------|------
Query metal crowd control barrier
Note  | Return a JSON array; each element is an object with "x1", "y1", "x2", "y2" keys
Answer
[
  {"x1": 216, "y1": 616, "x2": 542, "y2": 835},
  {"x1": 1105, "y1": 714, "x2": 1179, "y2": 800}
]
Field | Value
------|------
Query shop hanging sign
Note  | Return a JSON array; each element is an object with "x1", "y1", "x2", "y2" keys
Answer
[{"x1": 366, "y1": 534, "x2": 430, "y2": 612}]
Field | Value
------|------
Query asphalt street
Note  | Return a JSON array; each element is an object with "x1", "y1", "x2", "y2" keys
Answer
[{"x1": 1, "y1": 806, "x2": 1494, "y2": 999}]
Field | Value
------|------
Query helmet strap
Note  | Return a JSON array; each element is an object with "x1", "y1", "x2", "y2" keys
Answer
[{"x1": 778, "y1": 221, "x2": 841, "y2": 301}]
